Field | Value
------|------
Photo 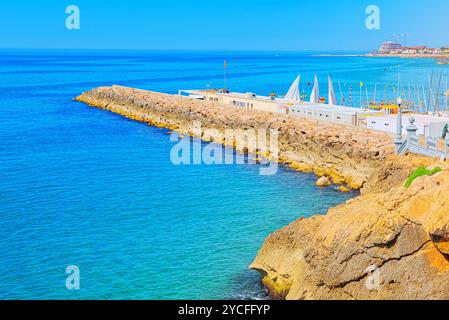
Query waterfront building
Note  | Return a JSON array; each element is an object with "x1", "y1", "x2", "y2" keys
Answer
[
  {"x1": 179, "y1": 89, "x2": 285, "y2": 113},
  {"x1": 401, "y1": 46, "x2": 427, "y2": 54},
  {"x1": 366, "y1": 114, "x2": 449, "y2": 137},
  {"x1": 379, "y1": 41, "x2": 402, "y2": 53},
  {"x1": 377, "y1": 42, "x2": 445, "y2": 55},
  {"x1": 289, "y1": 103, "x2": 381, "y2": 126},
  {"x1": 179, "y1": 74, "x2": 449, "y2": 139},
  {"x1": 179, "y1": 75, "x2": 382, "y2": 127}
]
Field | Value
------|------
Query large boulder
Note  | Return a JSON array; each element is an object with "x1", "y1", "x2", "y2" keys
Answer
[
  {"x1": 251, "y1": 169, "x2": 449, "y2": 300},
  {"x1": 316, "y1": 176, "x2": 331, "y2": 187}
]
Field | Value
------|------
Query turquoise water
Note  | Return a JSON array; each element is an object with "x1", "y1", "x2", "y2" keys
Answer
[{"x1": 0, "y1": 50, "x2": 445, "y2": 299}]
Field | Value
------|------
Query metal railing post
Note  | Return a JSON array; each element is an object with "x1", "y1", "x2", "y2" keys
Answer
[{"x1": 406, "y1": 117, "x2": 418, "y2": 151}]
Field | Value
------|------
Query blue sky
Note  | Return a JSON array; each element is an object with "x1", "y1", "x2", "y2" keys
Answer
[{"x1": 0, "y1": 0, "x2": 448, "y2": 51}]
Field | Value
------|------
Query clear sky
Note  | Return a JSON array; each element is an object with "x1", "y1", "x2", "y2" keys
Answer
[{"x1": 0, "y1": 0, "x2": 448, "y2": 51}]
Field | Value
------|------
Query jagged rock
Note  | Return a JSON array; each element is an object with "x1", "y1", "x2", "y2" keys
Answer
[
  {"x1": 316, "y1": 176, "x2": 331, "y2": 187},
  {"x1": 250, "y1": 170, "x2": 449, "y2": 300}
]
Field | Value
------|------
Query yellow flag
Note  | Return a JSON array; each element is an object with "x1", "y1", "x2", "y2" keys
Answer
[
  {"x1": 224, "y1": 60, "x2": 228, "y2": 69},
  {"x1": 360, "y1": 81, "x2": 364, "y2": 87}
]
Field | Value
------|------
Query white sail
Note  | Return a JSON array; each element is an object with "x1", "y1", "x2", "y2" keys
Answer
[
  {"x1": 328, "y1": 75, "x2": 337, "y2": 105},
  {"x1": 310, "y1": 75, "x2": 320, "y2": 103},
  {"x1": 284, "y1": 75, "x2": 300, "y2": 101}
]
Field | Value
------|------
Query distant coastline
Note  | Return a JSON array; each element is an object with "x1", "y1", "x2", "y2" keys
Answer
[
  {"x1": 315, "y1": 52, "x2": 449, "y2": 59},
  {"x1": 312, "y1": 54, "x2": 362, "y2": 57},
  {"x1": 315, "y1": 52, "x2": 449, "y2": 64},
  {"x1": 363, "y1": 41, "x2": 449, "y2": 62},
  {"x1": 365, "y1": 53, "x2": 449, "y2": 60}
]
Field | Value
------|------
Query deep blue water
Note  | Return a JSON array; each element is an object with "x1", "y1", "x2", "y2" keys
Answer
[{"x1": 0, "y1": 50, "x2": 445, "y2": 299}]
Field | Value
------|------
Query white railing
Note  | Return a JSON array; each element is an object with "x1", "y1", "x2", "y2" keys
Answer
[
  {"x1": 397, "y1": 139, "x2": 408, "y2": 156},
  {"x1": 398, "y1": 117, "x2": 449, "y2": 160}
]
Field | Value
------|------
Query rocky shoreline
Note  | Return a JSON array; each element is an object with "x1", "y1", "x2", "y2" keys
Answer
[
  {"x1": 76, "y1": 85, "x2": 449, "y2": 300},
  {"x1": 366, "y1": 53, "x2": 449, "y2": 58},
  {"x1": 365, "y1": 53, "x2": 449, "y2": 65}
]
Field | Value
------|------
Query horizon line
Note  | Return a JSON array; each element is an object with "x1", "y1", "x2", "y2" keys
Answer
[{"x1": 0, "y1": 47, "x2": 370, "y2": 53}]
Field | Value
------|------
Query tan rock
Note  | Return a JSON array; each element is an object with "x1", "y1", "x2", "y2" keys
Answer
[
  {"x1": 251, "y1": 170, "x2": 449, "y2": 300},
  {"x1": 316, "y1": 176, "x2": 331, "y2": 187}
]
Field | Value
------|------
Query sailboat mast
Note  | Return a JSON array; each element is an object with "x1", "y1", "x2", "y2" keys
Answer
[
  {"x1": 408, "y1": 82, "x2": 411, "y2": 101},
  {"x1": 422, "y1": 83, "x2": 428, "y2": 114},
  {"x1": 365, "y1": 86, "x2": 369, "y2": 106},
  {"x1": 359, "y1": 83, "x2": 362, "y2": 108},
  {"x1": 435, "y1": 72, "x2": 443, "y2": 115},
  {"x1": 427, "y1": 72, "x2": 434, "y2": 114},
  {"x1": 349, "y1": 84, "x2": 353, "y2": 107},
  {"x1": 415, "y1": 83, "x2": 421, "y2": 113},
  {"x1": 444, "y1": 75, "x2": 449, "y2": 111},
  {"x1": 338, "y1": 81, "x2": 344, "y2": 106}
]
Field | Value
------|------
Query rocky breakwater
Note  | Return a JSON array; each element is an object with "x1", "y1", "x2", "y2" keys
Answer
[
  {"x1": 75, "y1": 85, "x2": 395, "y2": 190},
  {"x1": 75, "y1": 85, "x2": 448, "y2": 300}
]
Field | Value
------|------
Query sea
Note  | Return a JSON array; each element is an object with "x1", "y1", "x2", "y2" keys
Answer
[{"x1": 0, "y1": 50, "x2": 446, "y2": 299}]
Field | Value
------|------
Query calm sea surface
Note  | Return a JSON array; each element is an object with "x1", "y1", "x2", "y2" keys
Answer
[{"x1": 0, "y1": 50, "x2": 445, "y2": 299}]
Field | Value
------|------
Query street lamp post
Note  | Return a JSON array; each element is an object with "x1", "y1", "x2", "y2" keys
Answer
[{"x1": 395, "y1": 96, "x2": 404, "y2": 153}]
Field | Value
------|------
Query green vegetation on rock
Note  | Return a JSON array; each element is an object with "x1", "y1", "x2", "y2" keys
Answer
[{"x1": 404, "y1": 166, "x2": 442, "y2": 188}]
